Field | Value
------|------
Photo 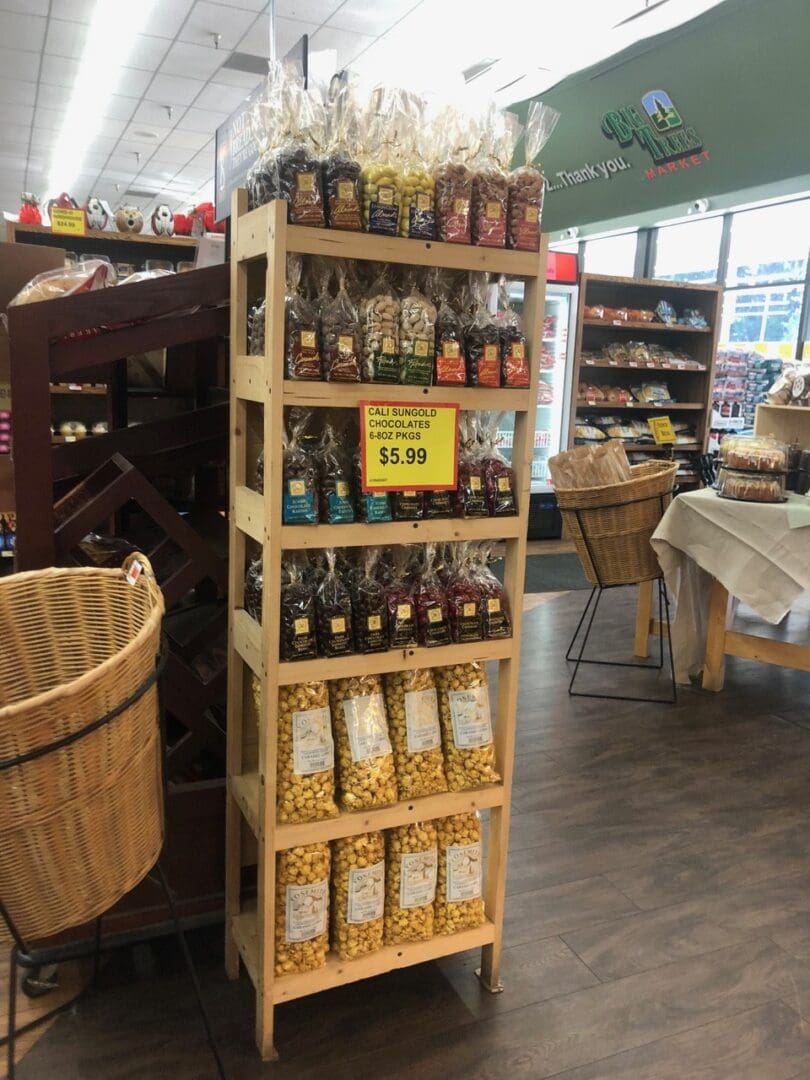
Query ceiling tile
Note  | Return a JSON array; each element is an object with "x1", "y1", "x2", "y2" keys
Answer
[
  {"x1": 207, "y1": 0, "x2": 266, "y2": 9},
  {"x1": 179, "y1": 1, "x2": 256, "y2": 52},
  {"x1": 0, "y1": 48, "x2": 41, "y2": 82},
  {"x1": 147, "y1": 146, "x2": 196, "y2": 166},
  {"x1": 0, "y1": 102, "x2": 32, "y2": 126},
  {"x1": 211, "y1": 65, "x2": 264, "y2": 89},
  {"x1": 0, "y1": 0, "x2": 48, "y2": 13},
  {"x1": 327, "y1": 0, "x2": 421, "y2": 35},
  {"x1": 117, "y1": 68, "x2": 154, "y2": 97},
  {"x1": 275, "y1": 0, "x2": 342, "y2": 21},
  {"x1": 127, "y1": 33, "x2": 171, "y2": 72},
  {"x1": 101, "y1": 95, "x2": 140, "y2": 122},
  {"x1": 238, "y1": 14, "x2": 318, "y2": 58},
  {"x1": 0, "y1": 11, "x2": 46, "y2": 52},
  {"x1": 97, "y1": 116, "x2": 128, "y2": 139},
  {"x1": 30, "y1": 127, "x2": 57, "y2": 150},
  {"x1": 145, "y1": 72, "x2": 206, "y2": 107},
  {"x1": 163, "y1": 128, "x2": 211, "y2": 151},
  {"x1": 181, "y1": 106, "x2": 228, "y2": 134},
  {"x1": 194, "y1": 81, "x2": 252, "y2": 113},
  {"x1": 123, "y1": 120, "x2": 173, "y2": 143},
  {"x1": 0, "y1": 76, "x2": 37, "y2": 107},
  {"x1": 160, "y1": 40, "x2": 227, "y2": 81},
  {"x1": 308, "y1": 24, "x2": 376, "y2": 66},
  {"x1": 39, "y1": 53, "x2": 79, "y2": 87},
  {"x1": 87, "y1": 135, "x2": 120, "y2": 155},
  {"x1": 44, "y1": 18, "x2": 88, "y2": 59},
  {"x1": 144, "y1": 0, "x2": 196, "y2": 39},
  {"x1": 34, "y1": 105, "x2": 66, "y2": 131},
  {"x1": 36, "y1": 82, "x2": 71, "y2": 111},
  {"x1": 4, "y1": 123, "x2": 33, "y2": 145},
  {"x1": 49, "y1": 0, "x2": 95, "y2": 21},
  {"x1": 132, "y1": 100, "x2": 184, "y2": 128}
]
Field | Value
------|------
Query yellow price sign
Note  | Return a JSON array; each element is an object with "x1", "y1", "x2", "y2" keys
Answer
[
  {"x1": 360, "y1": 401, "x2": 459, "y2": 491},
  {"x1": 50, "y1": 208, "x2": 86, "y2": 236},
  {"x1": 648, "y1": 415, "x2": 676, "y2": 445}
]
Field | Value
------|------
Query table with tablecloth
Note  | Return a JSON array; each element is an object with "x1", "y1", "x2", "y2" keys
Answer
[{"x1": 650, "y1": 487, "x2": 810, "y2": 688}]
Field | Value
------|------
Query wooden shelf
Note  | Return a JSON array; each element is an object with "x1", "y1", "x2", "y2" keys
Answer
[
  {"x1": 50, "y1": 383, "x2": 107, "y2": 395},
  {"x1": 8, "y1": 221, "x2": 198, "y2": 248},
  {"x1": 621, "y1": 442, "x2": 701, "y2": 452},
  {"x1": 580, "y1": 358, "x2": 707, "y2": 372},
  {"x1": 576, "y1": 401, "x2": 704, "y2": 411},
  {"x1": 281, "y1": 378, "x2": 532, "y2": 412},
  {"x1": 582, "y1": 318, "x2": 712, "y2": 333}
]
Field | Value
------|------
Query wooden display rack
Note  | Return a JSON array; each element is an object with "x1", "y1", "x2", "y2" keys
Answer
[{"x1": 226, "y1": 194, "x2": 548, "y2": 1059}]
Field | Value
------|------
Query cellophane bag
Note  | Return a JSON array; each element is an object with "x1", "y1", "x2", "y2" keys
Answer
[
  {"x1": 275, "y1": 842, "x2": 330, "y2": 975},
  {"x1": 391, "y1": 489, "x2": 424, "y2": 521},
  {"x1": 399, "y1": 272, "x2": 437, "y2": 385},
  {"x1": 414, "y1": 543, "x2": 452, "y2": 647},
  {"x1": 446, "y1": 543, "x2": 483, "y2": 643},
  {"x1": 399, "y1": 95, "x2": 435, "y2": 240},
  {"x1": 435, "y1": 295, "x2": 467, "y2": 386},
  {"x1": 456, "y1": 414, "x2": 489, "y2": 518},
  {"x1": 323, "y1": 81, "x2": 363, "y2": 231},
  {"x1": 385, "y1": 548, "x2": 418, "y2": 647},
  {"x1": 332, "y1": 832, "x2": 385, "y2": 961},
  {"x1": 285, "y1": 254, "x2": 322, "y2": 380},
  {"x1": 353, "y1": 548, "x2": 389, "y2": 654},
  {"x1": 248, "y1": 298, "x2": 265, "y2": 357},
  {"x1": 276, "y1": 680, "x2": 338, "y2": 823},
  {"x1": 247, "y1": 64, "x2": 283, "y2": 210},
  {"x1": 384, "y1": 667, "x2": 447, "y2": 798},
  {"x1": 471, "y1": 107, "x2": 521, "y2": 248},
  {"x1": 315, "y1": 548, "x2": 354, "y2": 657},
  {"x1": 361, "y1": 265, "x2": 400, "y2": 384},
  {"x1": 277, "y1": 79, "x2": 326, "y2": 227},
  {"x1": 384, "y1": 822, "x2": 438, "y2": 944},
  {"x1": 279, "y1": 560, "x2": 318, "y2": 661},
  {"x1": 433, "y1": 107, "x2": 474, "y2": 244},
  {"x1": 354, "y1": 450, "x2": 392, "y2": 522},
  {"x1": 282, "y1": 412, "x2": 319, "y2": 523},
  {"x1": 318, "y1": 422, "x2": 355, "y2": 523},
  {"x1": 360, "y1": 88, "x2": 405, "y2": 236},
  {"x1": 474, "y1": 543, "x2": 512, "y2": 639},
  {"x1": 435, "y1": 662, "x2": 500, "y2": 791},
  {"x1": 507, "y1": 101, "x2": 560, "y2": 250},
  {"x1": 322, "y1": 266, "x2": 362, "y2": 382},
  {"x1": 244, "y1": 555, "x2": 263, "y2": 622},
  {"x1": 481, "y1": 411, "x2": 517, "y2": 516},
  {"x1": 330, "y1": 674, "x2": 398, "y2": 810},
  {"x1": 434, "y1": 812, "x2": 485, "y2": 934},
  {"x1": 498, "y1": 278, "x2": 530, "y2": 387},
  {"x1": 464, "y1": 272, "x2": 501, "y2": 387}
]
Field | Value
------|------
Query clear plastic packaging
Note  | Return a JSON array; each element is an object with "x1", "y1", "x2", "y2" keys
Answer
[
  {"x1": 276, "y1": 680, "x2": 338, "y2": 823},
  {"x1": 414, "y1": 543, "x2": 451, "y2": 647},
  {"x1": 445, "y1": 544, "x2": 483, "y2": 643},
  {"x1": 9, "y1": 259, "x2": 109, "y2": 306},
  {"x1": 385, "y1": 549, "x2": 418, "y2": 647},
  {"x1": 435, "y1": 662, "x2": 500, "y2": 791},
  {"x1": 275, "y1": 842, "x2": 330, "y2": 975},
  {"x1": 282, "y1": 413, "x2": 319, "y2": 524},
  {"x1": 384, "y1": 668, "x2": 448, "y2": 799},
  {"x1": 276, "y1": 81, "x2": 326, "y2": 227},
  {"x1": 399, "y1": 97, "x2": 436, "y2": 240},
  {"x1": 507, "y1": 101, "x2": 560, "y2": 251},
  {"x1": 481, "y1": 412, "x2": 517, "y2": 516},
  {"x1": 321, "y1": 267, "x2": 362, "y2": 382},
  {"x1": 318, "y1": 422, "x2": 355, "y2": 523},
  {"x1": 433, "y1": 273, "x2": 467, "y2": 386},
  {"x1": 498, "y1": 280, "x2": 530, "y2": 387},
  {"x1": 332, "y1": 832, "x2": 385, "y2": 960},
  {"x1": 353, "y1": 548, "x2": 389, "y2": 654},
  {"x1": 384, "y1": 822, "x2": 438, "y2": 944},
  {"x1": 718, "y1": 434, "x2": 787, "y2": 473},
  {"x1": 433, "y1": 107, "x2": 474, "y2": 244},
  {"x1": 279, "y1": 561, "x2": 318, "y2": 661},
  {"x1": 244, "y1": 556, "x2": 263, "y2": 622},
  {"x1": 391, "y1": 490, "x2": 424, "y2": 521},
  {"x1": 473, "y1": 544, "x2": 512, "y2": 639},
  {"x1": 434, "y1": 812, "x2": 485, "y2": 934},
  {"x1": 285, "y1": 254, "x2": 322, "y2": 381},
  {"x1": 323, "y1": 81, "x2": 363, "y2": 232},
  {"x1": 247, "y1": 66, "x2": 283, "y2": 210},
  {"x1": 360, "y1": 88, "x2": 405, "y2": 236},
  {"x1": 248, "y1": 298, "x2": 265, "y2": 357},
  {"x1": 354, "y1": 451, "x2": 393, "y2": 522},
  {"x1": 471, "y1": 107, "x2": 521, "y2": 249},
  {"x1": 464, "y1": 273, "x2": 501, "y2": 387},
  {"x1": 315, "y1": 549, "x2": 354, "y2": 657},
  {"x1": 716, "y1": 467, "x2": 786, "y2": 503},
  {"x1": 361, "y1": 266, "x2": 400, "y2": 384},
  {"x1": 456, "y1": 414, "x2": 489, "y2": 518},
  {"x1": 399, "y1": 274, "x2": 437, "y2": 385},
  {"x1": 330, "y1": 674, "x2": 398, "y2": 810}
]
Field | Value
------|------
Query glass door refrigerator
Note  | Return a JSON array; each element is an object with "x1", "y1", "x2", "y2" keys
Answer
[{"x1": 498, "y1": 251, "x2": 578, "y2": 538}]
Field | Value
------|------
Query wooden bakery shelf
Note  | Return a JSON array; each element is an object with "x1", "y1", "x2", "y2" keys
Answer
[
  {"x1": 580, "y1": 357, "x2": 708, "y2": 372},
  {"x1": 575, "y1": 401, "x2": 705, "y2": 410},
  {"x1": 227, "y1": 197, "x2": 546, "y2": 1060},
  {"x1": 582, "y1": 318, "x2": 712, "y2": 333},
  {"x1": 7, "y1": 221, "x2": 198, "y2": 248}
]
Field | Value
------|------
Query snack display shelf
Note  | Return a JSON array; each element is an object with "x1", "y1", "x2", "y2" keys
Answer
[
  {"x1": 582, "y1": 318, "x2": 712, "y2": 333},
  {"x1": 227, "y1": 195, "x2": 547, "y2": 1059},
  {"x1": 7, "y1": 221, "x2": 198, "y2": 248},
  {"x1": 620, "y1": 442, "x2": 701, "y2": 452},
  {"x1": 49, "y1": 383, "x2": 108, "y2": 395},
  {"x1": 580, "y1": 358, "x2": 708, "y2": 372},
  {"x1": 575, "y1": 401, "x2": 705, "y2": 410}
]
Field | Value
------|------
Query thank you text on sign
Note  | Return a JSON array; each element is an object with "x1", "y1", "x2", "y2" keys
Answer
[{"x1": 360, "y1": 401, "x2": 459, "y2": 492}]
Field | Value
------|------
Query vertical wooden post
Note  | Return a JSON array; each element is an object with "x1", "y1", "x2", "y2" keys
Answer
[
  {"x1": 634, "y1": 579, "x2": 654, "y2": 658},
  {"x1": 702, "y1": 577, "x2": 730, "y2": 692},
  {"x1": 480, "y1": 236, "x2": 548, "y2": 992}
]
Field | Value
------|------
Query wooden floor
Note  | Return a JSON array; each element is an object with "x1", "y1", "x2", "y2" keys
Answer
[{"x1": 9, "y1": 586, "x2": 810, "y2": 1079}]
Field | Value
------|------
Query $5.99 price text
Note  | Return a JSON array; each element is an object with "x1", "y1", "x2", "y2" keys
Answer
[{"x1": 377, "y1": 446, "x2": 427, "y2": 466}]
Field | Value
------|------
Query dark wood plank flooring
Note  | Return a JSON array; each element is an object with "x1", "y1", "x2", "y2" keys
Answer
[{"x1": 12, "y1": 587, "x2": 810, "y2": 1079}]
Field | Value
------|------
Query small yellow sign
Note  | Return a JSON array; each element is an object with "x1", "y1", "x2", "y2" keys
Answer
[
  {"x1": 648, "y1": 415, "x2": 676, "y2": 444},
  {"x1": 360, "y1": 400, "x2": 459, "y2": 491},
  {"x1": 50, "y1": 208, "x2": 86, "y2": 236}
]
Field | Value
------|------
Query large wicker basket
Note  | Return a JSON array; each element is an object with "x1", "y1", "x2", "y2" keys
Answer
[
  {"x1": 556, "y1": 461, "x2": 678, "y2": 587},
  {"x1": 0, "y1": 556, "x2": 165, "y2": 942}
]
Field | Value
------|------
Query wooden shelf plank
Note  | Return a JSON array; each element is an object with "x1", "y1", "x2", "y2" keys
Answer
[
  {"x1": 582, "y1": 318, "x2": 712, "y2": 333},
  {"x1": 620, "y1": 442, "x2": 701, "y2": 452},
  {"x1": 235, "y1": 485, "x2": 264, "y2": 543},
  {"x1": 233, "y1": 608, "x2": 264, "y2": 678},
  {"x1": 580, "y1": 358, "x2": 707, "y2": 372},
  {"x1": 50, "y1": 383, "x2": 107, "y2": 395},
  {"x1": 231, "y1": 908, "x2": 261, "y2": 990},
  {"x1": 10, "y1": 221, "x2": 198, "y2": 248},
  {"x1": 281, "y1": 517, "x2": 523, "y2": 549},
  {"x1": 575, "y1": 401, "x2": 705, "y2": 411},
  {"x1": 234, "y1": 355, "x2": 265, "y2": 402},
  {"x1": 282, "y1": 380, "x2": 532, "y2": 411},
  {"x1": 230, "y1": 772, "x2": 260, "y2": 836}
]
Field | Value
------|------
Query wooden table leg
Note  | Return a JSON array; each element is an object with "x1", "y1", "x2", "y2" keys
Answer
[
  {"x1": 702, "y1": 578, "x2": 731, "y2": 691},
  {"x1": 634, "y1": 579, "x2": 654, "y2": 658}
]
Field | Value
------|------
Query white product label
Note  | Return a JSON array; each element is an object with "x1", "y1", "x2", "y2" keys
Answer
[
  {"x1": 347, "y1": 860, "x2": 385, "y2": 924},
  {"x1": 292, "y1": 706, "x2": 334, "y2": 775},
  {"x1": 342, "y1": 693, "x2": 392, "y2": 763},
  {"x1": 448, "y1": 687, "x2": 493, "y2": 749},
  {"x1": 446, "y1": 842, "x2": 483, "y2": 902},
  {"x1": 399, "y1": 848, "x2": 438, "y2": 909},
  {"x1": 404, "y1": 688, "x2": 441, "y2": 753},
  {"x1": 285, "y1": 879, "x2": 328, "y2": 942}
]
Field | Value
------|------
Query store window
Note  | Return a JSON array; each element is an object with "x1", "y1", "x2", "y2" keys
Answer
[
  {"x1": 719, "y1": 284, "x2": 804, "y2": 357},
  {"x1": 726, "y1": 200, "x2": 810, "y2": 286},
  {"x1": 582, "y1": 232, "x2": 637, "y2": 276},
  {"x1": 654, "y1": 217, "x2": 723, "y2": 283}
]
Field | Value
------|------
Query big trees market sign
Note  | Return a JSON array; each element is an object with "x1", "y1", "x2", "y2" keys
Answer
[{"x1": 601, "y1": 89, "x2": 709, "y2": 181}]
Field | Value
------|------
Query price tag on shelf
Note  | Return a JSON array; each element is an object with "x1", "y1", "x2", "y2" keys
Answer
[
  {"x1": 648, "y1": 415, "x2": 676, "y2": 445},
  {"x1": 50, "y1": 208, "x2": 86, "y2": 236},
  {"x1": 359, "y1": 401, "x2": 458, "y2": 492}
]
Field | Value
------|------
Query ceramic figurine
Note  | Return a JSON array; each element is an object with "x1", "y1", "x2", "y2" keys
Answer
[
  {"x1": 85, "y1": 196, "x2": 108, "y2": 230},
  {"x1": 115, "y1": 205, "x2": 144, "y2": 233},
  {"x1": 151, "y1": 203, "x2": 175, "y2": 236}
]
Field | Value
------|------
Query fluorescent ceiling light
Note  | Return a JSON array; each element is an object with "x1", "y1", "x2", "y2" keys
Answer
[{"x1": 46, "y1": 0, "x2": 156, "y2": 198}]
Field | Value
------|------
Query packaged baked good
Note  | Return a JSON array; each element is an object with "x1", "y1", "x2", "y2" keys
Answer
[
  {"x1": 282, "y1": 412, "x2": 319, "y2": 524},
  {"x1": 413, "y1": 543, "x2": 452, "y2": 647},
  {"x1": 353, "y1": 548, "x2": 389, "y2": 654},
  {"x1": 330, "y1": 673, "x2": 398, "y2": 810},
  {"x1": 361, "y1": 266, "x2": 400, "y2": 383},
  {"x1": 464, "y1": 273, "x2": 501, "y2": 387},
  {"x1": 318, "y1": 422, "x2": 355, "y2": 523},
  {"x1": 332, "y1": 832, "x2": 385, "y2": 961},
  {"x1": 279, "y1": 560, "x2": 318, "y2": 661},
  {"x1": 321, "y1": 267, "x2": 362, "y2": 382},
  {"x1": 433, "y1": 107, "x2": 474, "y2": 244},
  {"x1": 323, "y1": 81, "x2": 363, "y2": 232},
  {"x1": 385, "y1": 548, "x2": 418, "y2": 647},
  {"x1": 480, "y1": 413, "x2": 517, "y2": 516},
  {"x1": 285, "y1": 254, "x2": 322, "y2": 381},
  {"x1": 584, "y1": 304, "x2": 605, "y2": 320},
  {"x1": 434, "y1": 662, "x2": 500, "y2": 791},
  {"x1": 716, "y1": 467, "x2": 786, "y2": 503},
  {"x1": 633, "y1": 382, "x2": 672, "y2": 403},
  {"x1": 10, "y1": 259, "x2": 109, "y2": 306},
  {"x1": 275, "y1": 679, "x2": 338, "y2": 823},
  {"x1": 275, "y1": 843, "x2": 330, "y2": 975},
  {"x1": 383, "y1": 668, "x2": 447, "y2": 798},
  {"x1": 434, "y1": 813, "x2": 485, "y2": 934},
  {"x1": 718, "y1": 434, "x2": 787, "y2": 472},
  {"x1": 506, "y1": 100, "x2": 559, "y2": 251},
  {"x1": 574, "y1": 423, "x2": 607, "y2": 443},
  {"x1": 655, "y1": 300, "x2": 677, "y2": 325},
  {"x1": 384, "y1": 822, "x2": 438, "y2": 944},
  {"x1": 315, "y1": 549, "x2": 354, "y2": 657},
  {"x1": 399, "y1": 273, "x2": 437, "y2": 385}
]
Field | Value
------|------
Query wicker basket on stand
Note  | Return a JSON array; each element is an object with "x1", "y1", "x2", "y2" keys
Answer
[
  {"x1": 556, "y1": 460, "x2": 678, "y2": 587},
  {"x1": 0, "y1": 555, "x2": 165, "y2": 942}
]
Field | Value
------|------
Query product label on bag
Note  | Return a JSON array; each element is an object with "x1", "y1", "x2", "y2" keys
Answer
[
  {"x1": 292, "y1": 707, "x2": 334, "y2": 775},
  {"x1": 453, "y1": 599, "x2": 482, "y2": 643},
  {"x1": 327, "y1": 480, "x2": 354, "y2": 523},
  {"x1": 478, "y1": 343, "x2": 501, "y2": 386},
  {"x1": 369, "y1": 187, "x2": 398, "y2": 234},
  {"x1": 404, "y1": 688, "x2": 441, "y2": 752},
  {"x1": 446, "y1": 842, "x2": 483, "y2": 902},
  {"x1": 448, "y1": 686, "x2": 493, "y2": 748},
  {"x1": 342, "y1": 693, "x2": 392, "y2": 762},
  {"x1": 408, "y1": 203, "x2": 436, "y2": 240},
  {"x1": 283, "y1": 479, "x2": 317, "y2": 524},
  {"x1": 285, "y1": 879, "x2": 328, "y2": 942},
  {"x1": 347, "y1": 861, "x2": 385, "y2": 923},
  {"x1": 361, "y1": 492, "x2": 392, "y2": 522},
  {"x1": 399, "y1": 849, "x2": 438, "y2": 908}
]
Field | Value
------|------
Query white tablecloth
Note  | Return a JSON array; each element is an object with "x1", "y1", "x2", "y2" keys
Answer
[{"x1": 651, "y1": 488, "x2": 810, "y2": 682}]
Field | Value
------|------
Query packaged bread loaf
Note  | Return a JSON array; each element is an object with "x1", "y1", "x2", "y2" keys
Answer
[
  {"x1": 384, "y1": 822, "x2": 438, "y2": 944},
  {"x1": 275, "y1": 679, "x2": 338, "y2": 823},
  {"x1": 507, "y1": 101, "x2": 559, "y2": 250},
  {"x1": 275, "y1": 842, "x2": 330, "y2": 975},
  {"x1": 332, "y1": 832, "x2": 385, "y2": 961},
  {"x1": 330, "y1": 674, "x2": 398, "y2": 810},
  {"x1": 383, "y1": 667, "x2": 448, "y2": 798},
  {"x1": 435, "y1": 661, "x2": 500, "y2": 791},
  {"x1": 434, "y1": 812, "x2": 485, "y2": 934}
]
